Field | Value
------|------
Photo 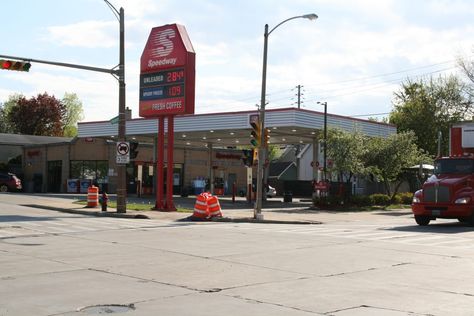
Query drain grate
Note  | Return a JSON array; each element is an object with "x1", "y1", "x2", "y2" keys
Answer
[{"x1": 78, "y1": 304, "x2": 135, "y2": 314}]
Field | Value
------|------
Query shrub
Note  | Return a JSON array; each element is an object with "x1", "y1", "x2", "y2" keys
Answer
[
  {"x1": 350, "y1": 195, "x2": 371, "y2": 207},
  {"x1": 369, "y1": 194, "x2": 391, "y2": 206},
  {"x1": 313, "y1": 195, "x2": 344, "y2": 208},
  {"x1": 391, "y1": 194, "x2": 403, "y2": 205},
  {"x1": 395, "y1": 192, "x2": 414, "y2": 205}
]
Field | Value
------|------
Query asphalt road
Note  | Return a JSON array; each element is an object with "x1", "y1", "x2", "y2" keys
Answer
[{"x1": 1, "y1": 193, "x2": 474, "y2": 315}]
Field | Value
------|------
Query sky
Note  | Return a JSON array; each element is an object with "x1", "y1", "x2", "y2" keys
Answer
[{"x1": 1, "y1": 0, "x2": 474, "y2": 123}]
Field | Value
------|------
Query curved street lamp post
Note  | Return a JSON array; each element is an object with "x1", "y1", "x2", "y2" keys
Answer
[
  {"x1": 255, "y1": 14, "x2": 318, "y2": 220},
  {"x1": 104, "y1": 0, "x2": 127, "y2": 213}
]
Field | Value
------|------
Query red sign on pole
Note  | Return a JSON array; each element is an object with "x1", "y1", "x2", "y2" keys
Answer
[
  {"x1": 139, "y1": 24, "x2": 196, "y2": 117},
  {"x1": 314, "y1": 181, "x2": 329, "y2": 191}
]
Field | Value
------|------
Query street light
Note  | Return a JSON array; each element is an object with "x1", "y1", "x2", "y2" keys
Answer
[
  {"x1": 317, "y1": 101, "x2": 328, "y2": 181},
  {"x1": 104, "y1": 0, "x2": 127, "y2": 213},
  {"x1": 255, "y1": 13, "x2": 318, "y2": 220}
]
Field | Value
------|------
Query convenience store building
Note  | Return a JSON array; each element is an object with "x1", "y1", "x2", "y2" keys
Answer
[{"x1": 16, "y1": 108, "x2": 395, "y2": 195}]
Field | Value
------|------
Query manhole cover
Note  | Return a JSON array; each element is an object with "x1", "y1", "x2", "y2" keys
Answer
[{"x1": 79, "y1": 304, "x2": 135, "y2": 314}]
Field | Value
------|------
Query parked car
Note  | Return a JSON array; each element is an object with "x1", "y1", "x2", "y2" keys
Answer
[
  {"x1": 266, "y1": 185, "x2": 277, "y2": 198},
  {"x1": 238, "y1": 184, "x2": 277, "y2": 198},
  {"x1": 0, "y1": 172, "x2": 22, "y2": 192}
]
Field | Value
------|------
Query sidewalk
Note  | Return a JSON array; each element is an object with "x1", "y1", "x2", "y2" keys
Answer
[
  {"x1": 27, "y1": 193, "x2": 413, "y2": 224},
  {"x1": 28, "y1": 194, "x2": 320, "y2": 224}
]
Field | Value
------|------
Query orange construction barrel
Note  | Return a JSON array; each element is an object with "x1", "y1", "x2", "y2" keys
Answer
[{"x1": 87, "y1": 185, "x2": 99, "y2": 208}]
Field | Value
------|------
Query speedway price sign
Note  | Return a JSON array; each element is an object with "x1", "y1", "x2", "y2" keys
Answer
[{"x1": 139, "y1": 24, "x2": 196, "y2": 117}]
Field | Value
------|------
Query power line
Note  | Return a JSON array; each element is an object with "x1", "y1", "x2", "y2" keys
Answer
[
  {"x1": 201, "y1": 58, "x2": 465, "y2": 111},
  {"x1": 305, "y1": 66, "x2": 457, "y2": 103}
]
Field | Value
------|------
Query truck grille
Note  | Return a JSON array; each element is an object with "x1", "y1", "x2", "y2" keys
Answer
[{"x1": 424, "y1": 185, "x2": 450, "y2": 203}]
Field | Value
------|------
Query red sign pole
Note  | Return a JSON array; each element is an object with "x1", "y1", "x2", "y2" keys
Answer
[
  {"x1": 155, "y1": 116, "x2": 165, "y2": 210},
  {"x1": 165, "y1": 115, "x2": 176, "y2": 211}
]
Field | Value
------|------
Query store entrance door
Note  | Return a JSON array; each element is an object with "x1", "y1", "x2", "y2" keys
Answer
[
  {"x1": 227, "y1": 173, "x2": 237, "y2": 195},
  {"x1": 163, "y1": 164, "x2": 183, "y2": 194},
  {"x1": 47, "y1": 161, "x2": 62, "y2": 192}
]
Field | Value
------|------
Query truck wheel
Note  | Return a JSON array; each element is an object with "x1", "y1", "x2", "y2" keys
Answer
[
  {"x1": 415, "y1": 215, "x2": 430, "y2": 226},
  {"x1": 468, "y1": 213, "x2": 474, "y2": 227}
]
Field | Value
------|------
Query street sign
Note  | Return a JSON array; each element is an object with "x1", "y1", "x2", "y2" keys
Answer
[
  {"x1": 139, "y1": 24, "x2": 196, "y2": 117},
  {"x1": 109, "y1": 115, "x2": 119, "y2": 125},
  {"x1": 314, "y1": 181, "x2": 329, "y2": 191},
  {"x1": 116, "y1": 141, "x2": 130, "y2": 164}
]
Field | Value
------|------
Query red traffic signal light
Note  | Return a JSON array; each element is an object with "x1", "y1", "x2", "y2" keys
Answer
[
  {"x1": 2, "y1": 60, "x2": 12, "y2": 69},
  {"x1": 0, "y1": 59, "x2": 31, "y2": 72}
]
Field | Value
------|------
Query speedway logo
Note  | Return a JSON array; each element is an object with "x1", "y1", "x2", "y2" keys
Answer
[
  {"x1": 147, "y1": 28, "x2": 178, "y2": 68},
  {"x1": 148, "y1": 58, "x2": 177, "y2": 68},
  {"x1": 151, "y1": 28, "x2": 175, "y2": 57}
]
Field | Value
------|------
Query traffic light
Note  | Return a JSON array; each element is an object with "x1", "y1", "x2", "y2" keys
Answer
[
  {"x1": 250, "y1": 119, "x2": 261, "y2": 147},
  {"x1": 0, "y1": 59, "x2": 31, "y2": 72},
  {"x1": 242, "y1": 149, "x2": 254, "y2": 167},
  {"x1": 263, "y1": 128, "x2": 270, "y2": 147},
  {"x1": 130, "y1": 142, "x2": 139, "y2": 159},
  {"x1": 253, "y1": 148, "x2": 258, "y2": 163}
]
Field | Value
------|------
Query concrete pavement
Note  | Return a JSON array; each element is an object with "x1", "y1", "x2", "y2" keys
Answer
[{"x1": 3, "y1": 193, "x2": 474, "y2": 315}]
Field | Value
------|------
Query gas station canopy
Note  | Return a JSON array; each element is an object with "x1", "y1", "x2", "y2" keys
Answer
[{"x1": 78, "y1": 107, "x2": 396, "y2": 147}]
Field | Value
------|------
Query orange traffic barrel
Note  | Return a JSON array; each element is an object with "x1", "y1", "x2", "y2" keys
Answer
[
  {"x1": 193, "y1": 192, "x2": 210, "y2": 219},
  {"x1": 87, "y1": 185, "x2": 99, "y2": 208},
  {"x1": 207, "y1": 195, "x2": 222, "y2": 218}
]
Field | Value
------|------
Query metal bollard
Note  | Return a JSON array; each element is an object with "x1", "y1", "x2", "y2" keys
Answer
[{"x1": 101, "y1": 192, "x2": 108, "y2": 212}]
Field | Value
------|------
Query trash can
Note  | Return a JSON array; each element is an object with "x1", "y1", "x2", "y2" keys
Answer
[
  {"x1": 283, "y1": 191, "x2": 293, "y2": 203},
  {"x1": 181, "y1": 186, "x2": 190, "y2": 197}
]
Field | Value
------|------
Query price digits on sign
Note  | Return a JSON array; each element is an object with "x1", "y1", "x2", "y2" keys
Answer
[
  {"x1": 141, "y1": 68, "x2": 185, "y2": 86},
  {"x1": 167, "y1": 85, "x2": 182, "y2": 97},
  {"x1": 140, "y1": 68, "x2": 185, "y2": 101},
  {"x1": 166, "y1": 70, "x2": 184, "y2": 82}
]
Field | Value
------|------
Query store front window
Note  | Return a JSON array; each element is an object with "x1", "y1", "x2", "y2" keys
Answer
[
  {"x1": 70, "y1": 160, "x2": 108, "y2": 180},
  {"x1": 70, "y1": 160, "x2": 108, "y2": 192}
]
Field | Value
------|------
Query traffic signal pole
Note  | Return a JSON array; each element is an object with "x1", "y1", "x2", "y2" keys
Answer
[
  {"x1": 116, "y1": 7, "x2": 127, "y2": 213},
  {"x1": 0, "y1": 5, "x2": 128, "y2": 213}
]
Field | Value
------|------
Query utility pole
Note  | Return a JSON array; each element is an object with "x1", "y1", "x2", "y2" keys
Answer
[
  {"x1": 297, "y1": 84, "x2": 301, "y2": 109},
  {"x1": 103, "y1": 0, "x2": 126, "y2": 213},
  {"x1": 116, "y1": 7, "x2": 127, "y2": 213}
]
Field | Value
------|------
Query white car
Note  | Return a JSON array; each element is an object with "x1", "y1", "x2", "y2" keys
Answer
[{"x1": 266, "y1": 185, "x2": 276, "y2": 198}]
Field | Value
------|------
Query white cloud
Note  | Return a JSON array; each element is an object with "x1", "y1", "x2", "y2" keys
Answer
[
  {"x1": 115, "y1": 0, "x2": 165, "y2": 19},
  {"x1": 44, "y1": 20, "x2": 117, "y2": 48}
]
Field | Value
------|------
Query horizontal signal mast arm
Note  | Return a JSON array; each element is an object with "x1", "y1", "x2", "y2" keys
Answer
[{"x1": 0, "y1": 54, "x2": 119, "y2": 75}]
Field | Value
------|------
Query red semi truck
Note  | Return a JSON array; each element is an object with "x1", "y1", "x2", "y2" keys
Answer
[{"x1": 411, "y1": 123, "x2": 474, "y2": 225}]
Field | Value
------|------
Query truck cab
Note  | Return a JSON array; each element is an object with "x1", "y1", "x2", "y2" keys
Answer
[{"x1": 412, "y1": 156, "x2": 474, "y2": 225}]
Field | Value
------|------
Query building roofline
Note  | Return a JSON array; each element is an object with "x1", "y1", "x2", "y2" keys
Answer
[{"x1": 78, "y1": 107, "x2": 395, "y2": 128}]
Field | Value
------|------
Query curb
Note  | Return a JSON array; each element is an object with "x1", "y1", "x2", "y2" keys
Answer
[
  {"x1": 212, "y1": 217, "x2": 322, "y2": 225},
  {"x1": 24, "y1": 204, "x2": 322, "y2": 224},
  {"x1": 23, "y1": 204, "x2": 150, "y2": 219},
  {"x1": 178, "y1": 215, "x2": 321, "y2": 225}
]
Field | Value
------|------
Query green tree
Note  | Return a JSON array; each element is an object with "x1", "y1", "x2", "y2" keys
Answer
[
  {"x1": 326, "y1": 128, "x2": 368, "y2": 182},
  {"x1": 365, "y1": 131, "x2": 431, "y2": 198},
  {"x1": 61, "y1": 92, "x2": 84, "y2": 137},
  {"x1": 7, "y1": 93, "x2": 66, "y2": 136},
  {"x1": 0, "y1": 94, "x2": 23, "y2": 133},
  {"x1": 267, "y1": 144, "x2": 282, "y2": 162},
  {"x1": 389, "y1": 75, "x2": 473, "y2": 156}
]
